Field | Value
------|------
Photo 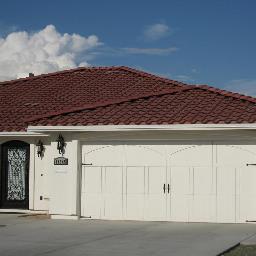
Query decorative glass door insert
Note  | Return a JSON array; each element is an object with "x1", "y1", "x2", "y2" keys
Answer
[
  {"x1": 7, "y1": 148, "x2": 26, "y2": 201},
  {"x1": 1, "y1": 141, "x2": 29, "y2": 209}
]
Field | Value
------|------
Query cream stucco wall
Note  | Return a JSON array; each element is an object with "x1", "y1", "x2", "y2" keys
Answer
[{"x1": 47, "y1": 135, "x2": 81, "y2": 216}]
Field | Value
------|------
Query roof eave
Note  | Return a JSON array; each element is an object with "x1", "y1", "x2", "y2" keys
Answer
[
  {"x1": 0, "y1": 131, "x2": 49, "y2": 137},
  {"x1": 27, "y1": 124, "x2": 256, "y2": 133}
]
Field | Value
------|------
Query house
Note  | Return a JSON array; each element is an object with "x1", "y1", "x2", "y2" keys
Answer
[{"x1": 1, "y1": 66, "x2": 256, "y2": 223}]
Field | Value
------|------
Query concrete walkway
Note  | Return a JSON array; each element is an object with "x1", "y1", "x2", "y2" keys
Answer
[{"x1": 0, "y1": 214, "x2": 256, "y2": 256}]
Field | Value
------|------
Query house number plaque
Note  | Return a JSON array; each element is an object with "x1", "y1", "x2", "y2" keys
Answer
[{"x1": 54, "y1": 157, "x2": 68, "y2": 165}]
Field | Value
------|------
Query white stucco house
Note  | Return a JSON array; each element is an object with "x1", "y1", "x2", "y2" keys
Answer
[{"x1": 1, "y1": 66, "x2": 256, "y2": 223}]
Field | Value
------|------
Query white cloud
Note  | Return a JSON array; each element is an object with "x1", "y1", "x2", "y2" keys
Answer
[
  {"x1": 173, "y1": 75, "x2": 195, "y2": 83},
  {"x1": 0, "y1": 25, "x2": 102, "y2": 81},
  {"x1": 191, "y1": 68, "x2": 199, "y2": 74},
  {"x1": 224, "y1": 79, "x2": 256, "y2": 96},
  {"x1": 122, "y1": 47, "x2": 177, "y2": 56},
  {"x1": 143, "y1": 23, "x2": 171, "y2": 41}
]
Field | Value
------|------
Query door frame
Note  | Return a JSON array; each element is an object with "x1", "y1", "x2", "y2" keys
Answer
[{"x1": 0, "y1": 140, "x2": 30, "y2": 209}]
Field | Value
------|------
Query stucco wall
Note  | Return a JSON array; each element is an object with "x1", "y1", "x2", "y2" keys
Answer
[{"x1": 48, "y1": 135, "x2": 81, "y2": 216}]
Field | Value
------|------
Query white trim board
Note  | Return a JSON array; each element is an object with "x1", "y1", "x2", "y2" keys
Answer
[
  {"x1": 0, "y1": 209, "x2": 47, "y2": 214},
  {"x1": 28, "y1": 124, "x2": 256, "y2": 132},
  {"x1": 0, "y1": 132, "x2": 49, "y2": 137}
]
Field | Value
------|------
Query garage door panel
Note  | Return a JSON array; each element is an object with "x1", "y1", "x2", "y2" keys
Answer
[
  {"x1": 216, "y1": 144, "x2": 256, "y2": 165},
  {"x1": 145, "y1": 195, "x2": 167, "y2": 220},
  {"x1": 83, "y1": 145, "x2": 124, "y2": 166},
  {"x1": 217, "y1": 167, "x2": 236, "y2": 195},
  {"x1": 82, "y1": 167, "x2": 102, "y2": 193},
  {"x1": 189, "y1": 195, "x2": 216, "y2": 222},
  {"x1": 217, "y1": 195, "x2": 236, "y2": 223},
  {"x1": 168, "y1": 144, "x2": 212, "y2": 166},
  {"x1": 103, "y1": 167, "x2": 123, "y2": 219},
  {"x1": 193, "y1": 167, "x2": 215, "y2": 194},
  {"x1": 145, "y1": 166, "x2": 166, "y2": 220},
  {"x1": 126, "y1": 196, "x2": 145, "y2": 220},
  {"x1": 239, "y1": 167, "x2": 256, "y2": 195},
  {"x1": 170, "y1": 195, "x2": 189, "y2": 222},
  {"x1": 148, "y1": 166, "x2": 166, "y2": 194},
  {"x1": 125, "y1": 145, "x2": 165, "y2": 166},
  {"x1": 104, "y1": 195, "x2": 123, "y2": 219},
  {"x1": 237, "y1": 167, "x2": 256, "y2": 222},
  {"x1": 126, "y1": 167, "x2": 145, "y2": 220},
  {"x1": 170, "y1": 167, "x2": 190, "y2": 221},
  {"x1": 104, "y1": 167, "x2": 123, "y2": 194},
  {"x1": 81, "y1": 167, "x2": 102, "y2": 218},
  {"x1": 126, "y1": 167, "x2": 145, "y2": 194},
  {"x1": 238, "y1": 195, "x2": 256, "y2": 222},
  {"x1": 81, "y1": 194, "x2": 103, "y2": 219},
  {"x1": 216, "y1": 167, "x2": 236, "y2": 223},
  {"x1": 170, "y1": 167, "x2": 190, "y2": 194}
]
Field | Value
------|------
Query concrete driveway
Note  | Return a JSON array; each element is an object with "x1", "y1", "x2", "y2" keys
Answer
[{"x1": 0, "y1": 214, "x2": 256, "y2": 256}]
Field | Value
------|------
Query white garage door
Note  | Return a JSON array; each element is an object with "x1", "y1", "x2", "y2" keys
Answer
[{"x1": 81, "y1": 141, "x2": 256, "y2": 223}]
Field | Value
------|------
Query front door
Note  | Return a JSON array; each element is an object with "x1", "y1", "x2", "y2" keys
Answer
[{"x1": 1, "y1": 141, "x2": 29, "y2": 209}]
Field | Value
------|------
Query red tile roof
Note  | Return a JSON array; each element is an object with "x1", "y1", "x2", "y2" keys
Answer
[{"x1": 0, "y1": 66, "x2": 256, "y2": 131}]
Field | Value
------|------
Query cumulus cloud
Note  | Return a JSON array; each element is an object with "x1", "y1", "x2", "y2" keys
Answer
[
  {"x1": 224, "y1": 79, "x2": 256, "y2": 96},
  {"x1": 173, "y1": 75, "x2": 195, "y2": 83},
  {"x1": 0, "y1": 25, "x2": 102, "y2": 81},
  {"x1": 143, "y1": 23, "x2": 171, "y2": 41}
]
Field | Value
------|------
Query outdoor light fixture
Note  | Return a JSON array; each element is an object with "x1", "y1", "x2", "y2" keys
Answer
[
  {"x1": 56, "y1": 134, "x2": 65, "y2": 155},
  {"x1": 36, "y1": 140, "x2": 44, "y2": 158}
]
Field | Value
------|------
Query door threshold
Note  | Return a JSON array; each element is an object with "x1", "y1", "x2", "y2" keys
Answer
[{"x1": 0, "y1": 209, "x2": 47, "y2": 214}]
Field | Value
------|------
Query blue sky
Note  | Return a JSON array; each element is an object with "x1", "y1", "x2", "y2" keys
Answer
[{"x1": 0, "y1": 0, "x2": 256, "y2": 95}]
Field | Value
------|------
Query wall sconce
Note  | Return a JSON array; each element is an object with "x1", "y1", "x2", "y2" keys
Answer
[
  {"x1": 36, "y1": 140, "x2": 44, "y2": 158},
  {"x1": 56, "y1": 134, "x2": 65, "y2": 155}
]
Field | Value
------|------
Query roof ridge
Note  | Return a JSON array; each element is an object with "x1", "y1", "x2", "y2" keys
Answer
[
  {"x1": 0, "y1": 66, "x2": 188, "y2": 87},
  {"x1": 196, "y1": 84, "x2": 256, "y2": 104},
  {"x1": 119, "y1": 66, "x2": 188, "y2": 87},
  {"x1": 24, "y1": 85, "x2": 195, "y2": 123},
  {"x1": 0, "y1": 66, "x2": 120, "y2": 86}
]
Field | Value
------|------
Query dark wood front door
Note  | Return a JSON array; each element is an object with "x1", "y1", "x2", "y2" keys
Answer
[{"x1": 1, "y1": 141, "x2": 29, "y2": 209}]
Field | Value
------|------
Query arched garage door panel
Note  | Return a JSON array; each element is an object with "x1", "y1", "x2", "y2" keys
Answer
[
  {"x1": 81, "y1": 142, "x2": 256, "y2": 223},
  {"x1": 169, "y1": 167, "x2": 190, "y2": 222},
  {"x1": 144, "y1": 166, "x2": 167, "y2": 220},
  {"x1": 216, "y1": 144, "x2": 256, "y2": 222},
  {"x1": 82, "y1": 144, "x2": 167, "y2": 220},
  {"x1": 238, "y1": 166, "x2": 256, "y2": 222},
  {"x1": 216, "y1": 167, "x2": 236, "y2": 223},
  {"x1": 81, "y1": 166, "x2": 102, "y2": 219},
  {"x1": 189, "y1": 167, "x2": 216, "y2": 223},
  {"x1": 167, "y1": 144, "x2": 215, "y2": 222}
]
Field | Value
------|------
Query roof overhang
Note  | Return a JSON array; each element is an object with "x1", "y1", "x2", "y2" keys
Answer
[
  {"x1": 27, "y1": 124, "x2": 256, "y2": 133},
  {"x1": 0, "y1": 131, "x2": 49, "y2": 137}
]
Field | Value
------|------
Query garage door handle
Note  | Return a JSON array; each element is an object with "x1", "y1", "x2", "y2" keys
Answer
[
  {"x1": 167, "y1": 184, "x2": 170, "y2": 194},
  {"x1": 246, "y1": 163, "x2": 256, "y2": 166},
  {"x1": 163, "y1": 184, "x2": 166, "y2": 193}
]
